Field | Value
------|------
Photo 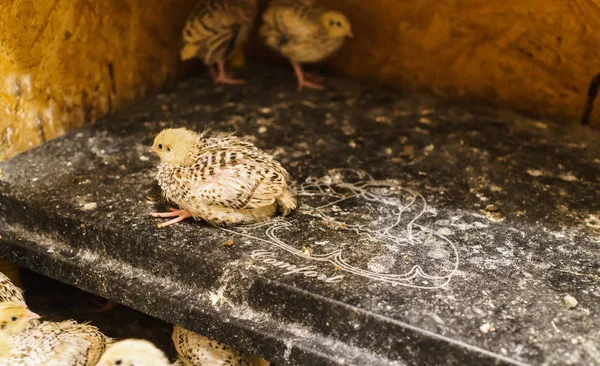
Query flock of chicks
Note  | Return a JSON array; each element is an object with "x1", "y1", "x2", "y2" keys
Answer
[
  {"x1": 181, "y1": 0, "x2": 353, "y2": 91},
  {"x1": 0, "y1": 272, "x2": 259, "y2": 365}
]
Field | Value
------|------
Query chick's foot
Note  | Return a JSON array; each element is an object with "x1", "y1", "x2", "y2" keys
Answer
[{"x1": 151, "y1": 208, "x2": 193, "y2": 228}]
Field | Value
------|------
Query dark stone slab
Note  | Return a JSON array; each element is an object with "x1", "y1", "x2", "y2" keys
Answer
[{"x1": 1, "y1": 64, "x2": 599, "y2": 366}]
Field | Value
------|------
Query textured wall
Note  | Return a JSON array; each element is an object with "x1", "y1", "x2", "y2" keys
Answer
[
  {"x1": 320, "y1": 0, "x2": 600, "y2": 126},
  {"x1": 0, "y1": 0, "x2": 197, "y2": 161},
  {"x1": 1, "y1": 0, "x2": 599, "y2": 162}
]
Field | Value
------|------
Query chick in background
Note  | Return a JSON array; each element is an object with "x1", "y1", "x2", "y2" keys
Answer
[
  {"x1": 259, "y1": 0, "x2": 353, "y2": 91},
  {"x1": 181, "y1": 0, "x2": 257, "y2": 85}
]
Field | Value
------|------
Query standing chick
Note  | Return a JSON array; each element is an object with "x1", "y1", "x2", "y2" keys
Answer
[
  {"x1": 96, "y1": 339, "x2": 172, "y2": 366},
  {"x1": 0, "y1": 319, "x2": 111, "y2": 366},
  {"x1": 181, "y1": 0, "x2": 257, "y2": 85},
  {"x1": 149, "y1": 128, "x2": 296, "y2": 228},
  {"x1": 259, "y1": 0, "x2": 353, "y2": 91},
  {"x1": 172, "y1": 325, "x2": 251, "y2": 366}
]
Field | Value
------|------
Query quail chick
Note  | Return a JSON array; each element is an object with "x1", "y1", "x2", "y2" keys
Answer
[
  {"x1": 259, "y1": 0, "x2": 353, "y2": 91},
  {"x1": 149, "y1": 128, "x2": 296, "y2": 228},
  {"x1": 96, "y1": 339, "x2": 172, "y2": 366},
  {"x1": 181, "y1": 0, "x2": 257, "y2": 85},
  {"x1": 172, "y1": 325, "x2": 251, "y2": 366},
  {"x1": 0, "y1": 273, "x2": 40, "y2": 329},
  {"x1": 0, "y1": 302, "x2": 40, "y2": 336},
  {"x1": 0, "y1": 319, "x2": 111, "y2": 366}
]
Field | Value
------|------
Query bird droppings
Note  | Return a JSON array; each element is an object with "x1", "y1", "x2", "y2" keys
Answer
[
  {"x1": 584, "y1": 214, "x2": 600, "y2": 229},
  {"x1": 223, "y1": 239, "x2": 235, "y2": 247},
  {"x1": 559, "y1": 173, "x2": 578, "y2": 182},
  {"x1": 527, "y1": 169, "x2": 544, "y2": 177},
  {"x1": 564, "y1": 295, "x2": 578, "y2": 309},
  {"x1": 80, "y1": 202, "x2": 98, "y2": 211},
  {"x1": 479, "y1": 323, "x2": 496, "y2": 334},
  {"x1": 0, "y1": 64, "x2": 599, "y2": 366},
  {"x1": 257, "y1": 126, "x2": 267, "y2": 134}
]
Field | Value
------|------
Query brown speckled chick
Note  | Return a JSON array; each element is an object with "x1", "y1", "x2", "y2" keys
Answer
[
  {"x1": 259, "y1": 0, "x2": 353, "y2": 91},
  {"x1": 150, "y1": 128, "x2": 296, "y2": 228},
  {"x1": 172, "y1": 325, "x2": 252, "y2": 366},
  {"x1": 0, "y1": 272, "x2": 40, "y2": 330},
  {"x1": 181, "y1": 0, "x2": 257, "y2": 85}
]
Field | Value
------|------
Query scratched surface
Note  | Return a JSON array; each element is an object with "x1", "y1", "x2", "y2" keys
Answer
[{"x1": 0, "y1": 65, "x2": 599, "y2": 366}]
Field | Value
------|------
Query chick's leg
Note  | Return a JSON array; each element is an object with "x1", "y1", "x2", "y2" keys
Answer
[
  {"x1": 89, "y1": 299, "x2": 116, "y2": 313},
  {"x1": 292, "y1": 62, "x2": 324, "y2": 91},
  {"x1": 304, "y1": 71, "x2": 325, "y2": 83},
  {"x1": 215, "y1": 60, "x2": 245, "y2": 85},
  {"x1": 151, "y1": 208, "x2": 193, "y2": 228}
]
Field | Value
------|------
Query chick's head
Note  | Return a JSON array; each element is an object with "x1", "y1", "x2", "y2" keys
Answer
[
  {"x1": 321, "y1": 11, "x2": 353, "y2": 38},
  {"x1": 96, "y1": 339, "x2": 170, "y2": 366},
  {"x1": 150, "y1": 128, "x2": 198, "y2": 164},
  {"x1": 0, "y1": 302, "x2": 40, "y2": 336}
]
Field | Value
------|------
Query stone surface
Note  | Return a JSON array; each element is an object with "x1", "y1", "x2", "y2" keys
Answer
[{"x1": 0, "y1": 65, "x2": 599, "y2": 366}]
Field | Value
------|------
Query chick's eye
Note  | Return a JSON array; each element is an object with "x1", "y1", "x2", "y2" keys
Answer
[
  {"x1": 11, "y1": 317, "x2": 17, "y2": 321},
  {"x1": 336, "y1": 21, "x2": 342, "y2": 27},
  {"x1": 158, "y1": 144, "x2": 163, "y2": 149},
  {"x1": 115, "y1": 360, "x2": 122, "y2": 365}
]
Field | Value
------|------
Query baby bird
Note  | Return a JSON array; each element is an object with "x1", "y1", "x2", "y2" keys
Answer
[
  {"x1": 149, "y1": 128, "x2": 296, "y2": 228},
  {"x1": 96, "y1": 339, "x2": 172, "y2": 366},
  {"x1": 172, "y1": 325, "x2": 251, "y2": 366},
  {"x1": 0, "y1": 302, "x2": 40, "y2": 336},
  {"x1": 181, "y1": 0, "x2": 257, "y2": 85},
  {"x1": 1, "y1": 319, "x2": 111, "y2": 366},
  {"x1": 259, "y1": 0, "x2": 353, "y2": 91},
  {"x1": 0, "y1": 272, "x2": 40, "y2": 330}
]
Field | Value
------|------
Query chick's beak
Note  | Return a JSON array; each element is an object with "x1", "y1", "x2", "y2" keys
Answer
[
  {"x1": 347, "y1": 30, "x2": 354, "y2": 38},
  {"x1": 149, "y1": 146, "x2": 156, "y2": 153},
  {"x1": 24, "y1": 309, "x2": 41, "y2": 321}
]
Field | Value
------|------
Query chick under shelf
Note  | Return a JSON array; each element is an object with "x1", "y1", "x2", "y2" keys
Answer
[{"x1": 0, "y1": 64, "x2": 599, "y2": 365}]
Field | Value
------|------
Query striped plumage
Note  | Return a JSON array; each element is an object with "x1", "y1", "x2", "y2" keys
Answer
[
  {"x1": 172, "y1": 325, "x2": 251, "y2": 366},
  {"x1": 0, "y1": 320, "x2": 112, "y2": 366},
  {"x1": 259, "y1": 0, "x2": 352, "y2": 91},
  {"x1": 151, "y1": 128, "x2": 296, "y2": 227},
  {"x1": 0, "y1": 272, "x2": 25, "y2": 305},
  {"x1": 181, "y1": 0, "x2": 257, "y2": 84}
]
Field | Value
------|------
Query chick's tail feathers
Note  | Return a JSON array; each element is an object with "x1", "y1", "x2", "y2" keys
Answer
[{"x1": 277, "y1": 189, "x2": 297, "y2": 216}]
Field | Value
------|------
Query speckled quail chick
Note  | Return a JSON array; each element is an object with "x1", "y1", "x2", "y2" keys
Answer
[
  {"x1": 0, "y1": 302, "x2": 40, "y2": 337},
  {"x1": 0, "y1": 272, "x2": 40, "y2": 330},
  {"x1": 172, "y1": 325, "x2": 252, "y2": 366},
  {"x1": 96, "y1": 339, "x2": 172, "y2": 366},
  {"x1": 181, "y1": 0, "x2": 257, "y2": 85},
  {"x1": 149, "y1": 128, "x2": 296, "y2": 228},
  {"x1": 259, "y1": 0, "x2": 353, "y2": 91},
  {"x1": 1, "y1": 319, "x2": 111, "y2": 366}
]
